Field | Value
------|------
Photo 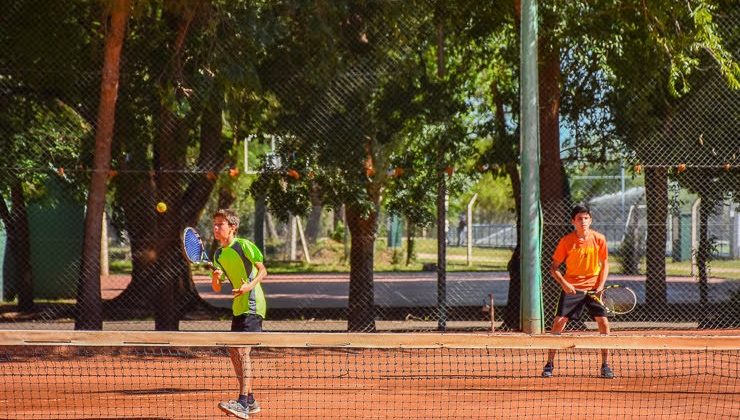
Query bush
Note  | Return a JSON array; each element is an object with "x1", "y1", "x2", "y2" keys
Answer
[{"x1": 331, "y1": 221, "x2": 345, "y2": 242}]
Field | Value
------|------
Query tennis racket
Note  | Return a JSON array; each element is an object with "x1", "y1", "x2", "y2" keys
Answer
[
  {"x1": 587, "y1": 285, "x2": 637, "y2": 315},
  {"x1": 182, "y1": 227, "x2": 214, "y2": 270}
]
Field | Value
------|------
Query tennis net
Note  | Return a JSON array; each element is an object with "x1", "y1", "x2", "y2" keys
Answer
[{"x1": 0, "y1": 331, "x2": 738, "y2": 419}]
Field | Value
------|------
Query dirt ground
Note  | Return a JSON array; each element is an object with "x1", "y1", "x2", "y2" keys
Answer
[{"x1": 0, "y1": 345, "x2": 737, "y2": 419}]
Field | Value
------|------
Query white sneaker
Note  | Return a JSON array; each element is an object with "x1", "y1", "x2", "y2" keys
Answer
[
  {"x1": 247, "y1": 400, "x2": 261, "y2": 414},
  {"x1": 218, "y1": 400, "x2": 249, "y2": 419}
]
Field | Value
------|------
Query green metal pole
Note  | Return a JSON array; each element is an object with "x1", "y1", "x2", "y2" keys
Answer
[{"x1": 520, "y1": 0, "x2": 544, "y2": 334}]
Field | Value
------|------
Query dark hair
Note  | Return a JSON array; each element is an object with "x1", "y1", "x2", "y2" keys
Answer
[
  {"x1": 214, "y1": 208, "x2": 240, "y2": 228},
  {"x1": 570, "y1": 204, "x2": 591, "y2": 220}
]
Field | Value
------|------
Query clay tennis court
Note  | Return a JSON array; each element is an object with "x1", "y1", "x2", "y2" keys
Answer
[{"x1": 1, "y1": 333, "x2": 737, "y2": 419}]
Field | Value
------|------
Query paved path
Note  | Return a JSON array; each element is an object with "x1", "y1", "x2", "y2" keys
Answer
[{"x1": 194, "y1": 272, "x2": 740, "y2": 310}]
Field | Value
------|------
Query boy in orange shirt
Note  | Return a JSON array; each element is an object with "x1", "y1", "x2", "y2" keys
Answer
[{"x1": 542, "y1": 204, "x2": 614, "y2": 379}]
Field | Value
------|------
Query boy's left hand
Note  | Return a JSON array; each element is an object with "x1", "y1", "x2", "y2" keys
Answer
[{"x1": 231, "y1": 279, "x2": 250, "y2": 298}]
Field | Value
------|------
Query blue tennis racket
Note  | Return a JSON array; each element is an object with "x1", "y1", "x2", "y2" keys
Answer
[{"x1": 182, "y1": 227, "x2": 214, "y2": 270}]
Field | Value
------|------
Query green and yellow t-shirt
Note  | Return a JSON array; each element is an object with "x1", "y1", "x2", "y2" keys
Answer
[
  {"x1": 213, "y1": 238, "x2": 266, "y2": 318},
  {"x1": 552, "y1": 231, "x2": 608, "y2": 290}
]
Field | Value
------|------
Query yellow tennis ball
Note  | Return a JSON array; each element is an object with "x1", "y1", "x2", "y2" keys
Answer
[{"x1": 156, "y1": 202, "x2": 167, "y2": 213}]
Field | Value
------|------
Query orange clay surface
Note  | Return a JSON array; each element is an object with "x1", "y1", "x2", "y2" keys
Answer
[{"x1": 0, "y1": 345, "x2": 737, "y2": 419}]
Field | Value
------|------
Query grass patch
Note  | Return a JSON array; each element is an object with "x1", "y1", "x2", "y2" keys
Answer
[
  {"x1": 610, "y1": 256, "x2": 740, "y2": 279},
  {"x1": 107, "y1": 239, "x2": 738, "y2": 279},
  {"x1": 266, "y1": 237, "x2": 511, "y2": 273}
]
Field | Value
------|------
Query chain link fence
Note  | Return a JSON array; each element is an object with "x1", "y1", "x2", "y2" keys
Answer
[{"x1": 1, "y1": 1, "x2": 738, "y2": 332}]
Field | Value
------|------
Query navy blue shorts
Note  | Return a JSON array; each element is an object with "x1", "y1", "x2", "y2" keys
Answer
[
  {"x1": 555, "y1": 291, "x2": 607, "y2": 319},
  {"x1": 231, "y1": 314, "x2": 263, "y2": 332}
]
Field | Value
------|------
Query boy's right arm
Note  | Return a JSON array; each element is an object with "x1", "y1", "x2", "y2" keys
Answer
[{"x1": 211, "y1": 269, "x2": 223, "y2": 292}]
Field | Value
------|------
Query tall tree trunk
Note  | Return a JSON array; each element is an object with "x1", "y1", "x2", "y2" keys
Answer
[
  {"x1": 641, "y1": 107, "x2": 676, "y2": 312},
  {"x1": 0, "y1": 196, "x2": 13, "y2": 301},
  {"x1": 538, "y1": 19, "x2": 571, "y2": 326},
  {"x1": 504, "y1": 162, "x2": 522, "y2": 330},
  {"x1": 644, "y1": 166, "x2": 667, "y2": 307},
  {"x1": 491, "y1": 77, "x2": 521, "y2": 330},
  {"x1": 75, "y1": 0, "x2": 130, "y2": 330},
  {"x1": 254, "y1": 193, "x2": 266, "y2": 252},
  {"x1": 13, "y1": 183, "x2": 33, "y2": 312},
  {"x1": 149, "y1": 9, "x2": 192, "y2": 331},
  {"x1": 346, "y1": 205, "x2": 376, "y2": 332},
  {"x1": 305, "y1": 184, "x2": 323, "y2": 243},
  {"x1": 697, "y1": 198, "x2": 711, "y2": 327},
  {"x1": 266, "y1": 212, "x2": 278, "y2": 241},
  {"x1": 2, "y1": 182, "x2": 34, "y2": 312},
  {"x1": 108, "y1": 78, "x2": 225, "y2": 328},
  {"x1": 620, "y1": 208, "x2": 640, "y2": 275},
  {"x1": 149, "y1": 3, "x2": 206, "y2": 330},
  {"x1": 406, "y1": 222, "x2": 416, "y2": 265},
  {"x1": 110, "y1": 100, "x2": 224, "y2": 328}
]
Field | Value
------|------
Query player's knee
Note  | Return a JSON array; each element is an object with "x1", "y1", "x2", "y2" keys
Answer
[
  {"x1": 594, "y1": 316, "x2": 610, "y2": 332},
  {"x1": 550, "y1": 317, "x2": 568, "y2": 332}
]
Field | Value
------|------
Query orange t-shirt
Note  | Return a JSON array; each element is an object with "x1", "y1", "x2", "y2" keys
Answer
[{"x1": 552, "y1": 231, "x2": 608, "y2": 290}]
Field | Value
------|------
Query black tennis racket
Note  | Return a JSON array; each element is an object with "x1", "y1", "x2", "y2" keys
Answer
[
  {"x1": 587, "y1": 285, "x2": 637, "y2": 315},
  {"x1": 182, "y1": 227, "x2": 214, "y2": 270}
]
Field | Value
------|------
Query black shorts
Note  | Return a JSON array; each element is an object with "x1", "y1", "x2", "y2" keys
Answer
[
  {"x1": 555, "y1": 291, "x2": 607, "y2": 319},
  {"x1": 231, "y1": 314, "x2": 263, "y2": 332}
]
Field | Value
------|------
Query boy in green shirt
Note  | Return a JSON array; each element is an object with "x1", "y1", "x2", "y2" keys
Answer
[{"x1": 211, "y1": 209, "x2": 267, "y2": 419}]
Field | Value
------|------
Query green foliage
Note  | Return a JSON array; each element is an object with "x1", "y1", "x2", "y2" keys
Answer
[
  {"x1": 331, "y1": 221, "x2": 345, "y2": 243},
  {"x1": 252, "y1": 1, "x2": 478, "y2": 225},
  {"x1": 0, "y1": 95, "x2": 91, "y2": 200},
  {"x1": 606, "y1": 2, "x2": 739, "y2": 205},
  {"x1": 0, "y1": 0, "x2": 100, "y2": 203},
  {"x1": 689, "y1": 3, "x2": 740, "y2": 90},
  {"x1": 2, "y1": 0, "x2": 737, "y2": 264},
  {"x1": 461, "y1": 173, "x2": 515, "y2": 223}
]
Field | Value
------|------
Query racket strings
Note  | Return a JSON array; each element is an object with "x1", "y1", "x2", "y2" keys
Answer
[
  {"x1": 602, "y1": 288, "x2": 636, "y2": 313},
  {"x1": 183, "y1": 229, "x2": 205, "y2": 263}
]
